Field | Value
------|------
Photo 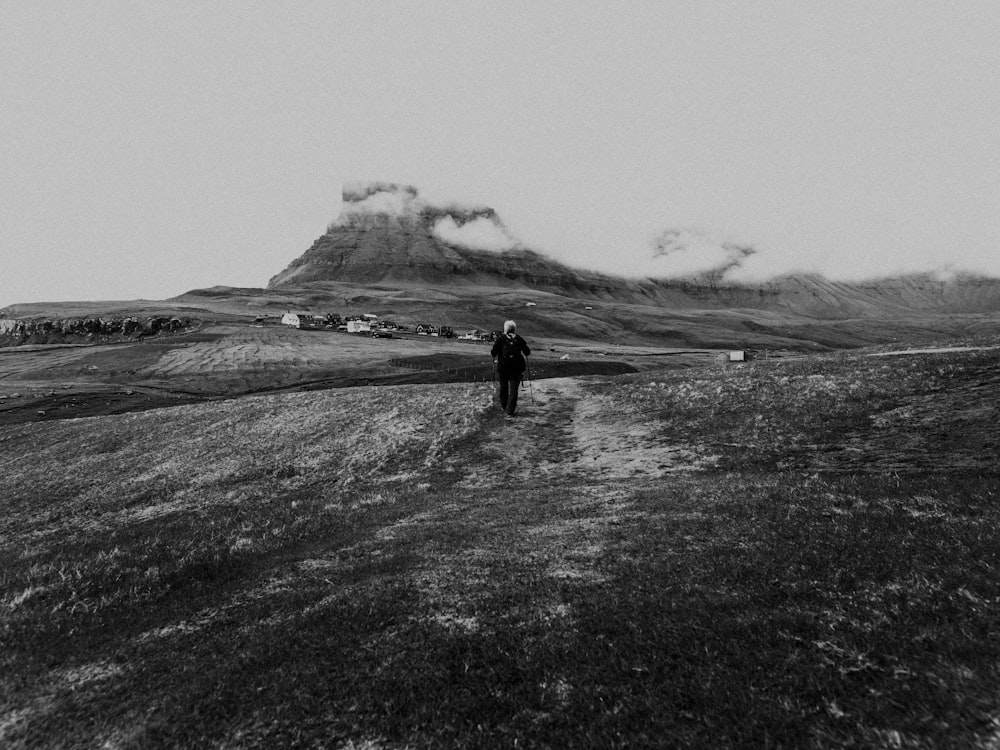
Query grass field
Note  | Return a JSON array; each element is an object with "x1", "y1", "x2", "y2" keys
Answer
[
  {"x1": 0, "y1": 324, "x2": 706, "y2": 426},
  {"x1": 2, "y1": 338, "x2": 1000, "y2": 748}
]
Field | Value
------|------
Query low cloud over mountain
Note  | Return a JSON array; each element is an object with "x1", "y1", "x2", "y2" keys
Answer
[
  {"x1": 645, "y1": 228, "x2": 758, "y2": 282},
  {"x1": 431, "y1": 216, "x2": 520, "y2": 253},
  {"x1": 332, "y1": 182, "x2": 519, "y2": 253}
]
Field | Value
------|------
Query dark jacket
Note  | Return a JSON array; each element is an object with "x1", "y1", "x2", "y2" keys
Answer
[{"x1": 491, "y1": 333, "x2": 531, "y2": 375}]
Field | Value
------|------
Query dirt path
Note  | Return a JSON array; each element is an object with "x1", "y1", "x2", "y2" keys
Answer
[
  {"x1": 454, "y1": 376, "x2": 713, "y2": 489},
  {"x1": 869, "y1": 345, "x2": 1000, "y2": 357},
  {"x1": 354, "y1": 375, "x2": 708, "y2": 611}
]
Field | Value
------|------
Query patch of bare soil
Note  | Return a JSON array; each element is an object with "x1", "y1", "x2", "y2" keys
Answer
[
  {"x1": 451, "y1": 376, "x2": 716, "y2": 488},
  {"x1": 0, "y1": 389, "x2": 206, "y2": 426}
]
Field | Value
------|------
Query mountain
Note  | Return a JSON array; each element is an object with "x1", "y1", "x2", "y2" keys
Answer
[
  {"x1": 267, "y1": 182, "x2": 616, "y2": 292},
  {"x1": 267, "y1": 182, "x2": 1000, "y2": 321}
]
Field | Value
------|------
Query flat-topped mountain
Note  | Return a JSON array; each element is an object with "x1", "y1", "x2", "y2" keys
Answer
[{"x1": 267, "y1": 182, "x2": 612, "y2": 291}]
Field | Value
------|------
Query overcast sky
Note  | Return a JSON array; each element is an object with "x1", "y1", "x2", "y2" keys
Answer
[{"x1": 2, "y1": 1, "x2": 998, "y2": 305}]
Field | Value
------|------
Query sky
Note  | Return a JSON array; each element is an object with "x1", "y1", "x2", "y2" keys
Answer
[{"x1": 2, "y1": 1, "x2": 999, "y2": 305}]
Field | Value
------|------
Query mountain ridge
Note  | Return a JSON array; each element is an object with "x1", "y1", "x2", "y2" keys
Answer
[{"x1": 266, "y1": 183, "x2": 1000, "y2": 321}]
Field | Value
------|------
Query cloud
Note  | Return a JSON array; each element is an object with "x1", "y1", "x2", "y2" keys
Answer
[
  {"x1": 432, "y1": 216, "x2": 520, "y2": 252},
  {"x1": 339, "y1": 182, "x2": 424, "y2": 219},
  {"x1": 330, "y1": 182, "x2": 522, "y2": 253},
  {"x1": 616, "y1": 227, "x2": 763, "y2": 282}
]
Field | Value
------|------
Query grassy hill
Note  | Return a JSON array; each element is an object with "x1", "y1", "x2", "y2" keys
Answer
[{"x1": 3, "y1": 338, "x2": 1000, "y2": 747}]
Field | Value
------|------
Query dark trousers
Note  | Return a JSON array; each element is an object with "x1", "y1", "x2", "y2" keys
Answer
[{"x1": 497, "y1": 373, "x2": 522, "y2": 415}]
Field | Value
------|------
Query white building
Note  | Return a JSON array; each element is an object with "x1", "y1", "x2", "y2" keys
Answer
[{"x1": 281, "y1": 312, "x2": 318, "y2": 329}]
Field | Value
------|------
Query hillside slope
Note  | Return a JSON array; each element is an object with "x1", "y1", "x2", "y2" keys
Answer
[{"x1": 3, "y1": 344, "x2": 1000, "y2": 747}]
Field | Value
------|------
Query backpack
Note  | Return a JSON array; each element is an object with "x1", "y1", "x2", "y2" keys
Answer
[{"x1": 497, "y1": 334, "x2": 521, "y2": 371}]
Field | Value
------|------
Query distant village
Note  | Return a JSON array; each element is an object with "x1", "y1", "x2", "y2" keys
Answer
[{"x1": 272, "y1": 312, "x2": 498, "y2": 341}]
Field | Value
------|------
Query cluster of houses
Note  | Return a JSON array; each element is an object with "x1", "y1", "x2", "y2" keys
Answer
[
  {"x1": 0, "y1": 316, "x2": 191, "y2": 340},
  {"x1": 276, "y1": 311, "x2": 496, "y2": 341}
]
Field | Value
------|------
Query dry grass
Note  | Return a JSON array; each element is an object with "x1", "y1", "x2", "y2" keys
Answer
[{"x1": 2, "y1": 342, "x2": 1000, "y2": 748}]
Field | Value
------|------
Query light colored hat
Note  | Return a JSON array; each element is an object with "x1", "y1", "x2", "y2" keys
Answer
[{"x1": 503, "y1": 320, "x2": 516, "y2": 333}]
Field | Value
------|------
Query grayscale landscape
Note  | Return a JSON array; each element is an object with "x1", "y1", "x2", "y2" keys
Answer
[{"x1": 3, "y1": 182, "x2": 1000, "y2": 748}]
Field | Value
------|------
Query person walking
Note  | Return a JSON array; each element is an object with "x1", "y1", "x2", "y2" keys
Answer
[{"x1": 491, "y1": 320, "x2": 531, "y2": 416}]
